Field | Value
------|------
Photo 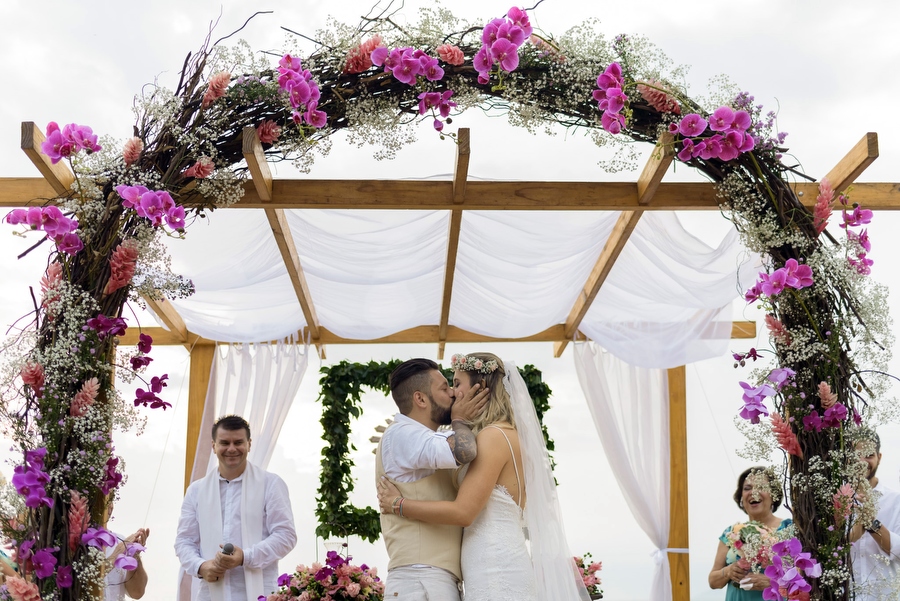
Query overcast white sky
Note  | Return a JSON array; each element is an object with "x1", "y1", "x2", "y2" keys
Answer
[{"x1": 2, "y1": 1, "x2": 900, "y2": 599}]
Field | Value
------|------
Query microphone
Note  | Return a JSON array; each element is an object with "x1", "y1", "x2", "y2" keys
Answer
[{"x1": 222, "y1": 543, "x2": 234, "y2": 555}]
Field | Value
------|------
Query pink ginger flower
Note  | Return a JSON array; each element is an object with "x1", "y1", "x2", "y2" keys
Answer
[
  {"x1": 813, "y1": 178, "x2": 834, "y2": 235},
  {"x1": 832, "y1": 483, "x2": 855, "y2": 525},
  {"x1": 104, "y1": 239, "x2": 140, "y2": 295},
  {"x1": 123, "y1": 137, "x2": 144, "y2": 167},
  {"x1": 20, "y1": 362, "x2": 45, "y2": 398},
  {"x1": 636, "y1": 81, "x2": 681, "y2": 114},
  {"x1": 184, "y1": 156, "x2": 215, "y2": 179},
  {"x1": 771, "y1": 413, "x2": 803, "y2": 458},
  {"x1": 5, "y1": 576, "x2": 41, "y2": 601},
  {"x1": 202, "y1": 72, "x2": 231, "y2": 108},
  {"x1": 40, "y1": 261, "x2": 63, "y2": 317},
  {"x1": 436, "y1": 44, "x2": 465, "y2": 65},
  {"x1": 344, "y1": 35, "x2": 384, "y2": 74},
  {"x1": 818, "y1": 381, "x2": 837, "y2": 409},
  {"x1": 257, "y1": 120, "x2": 282, "y2": 144},
  {"x1": 765, "y1": 315, "x2": 792, "y2": 345},
  {"x1": 68, "y1": 490, "x2": 90, "y2": 551},
  {"x1": 70, "y1": 377, "x2": 100, "y2": 418}
]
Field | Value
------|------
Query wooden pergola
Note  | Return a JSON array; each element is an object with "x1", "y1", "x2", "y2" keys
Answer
[{"x1": 2, "y1": 121, "x2": 891, "y2": 601}]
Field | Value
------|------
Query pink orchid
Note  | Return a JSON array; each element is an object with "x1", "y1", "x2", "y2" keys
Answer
[
  {"x1": 473, "y1": 45, "x2": 494, "y2": 76},
  {"x1": 841, "y1": 205, "x2": 873, "y2": 229},
  {"x1": 783, "y1": 258, "x2": 813, "y2": 289},
  {"x1": 116, "y1": 184, "x2": 149, "y2": 209},
  {"x1": 506, "y1": 6, "x2": 534, "y2": 37},
  {"x1": 759, "y1": 269, "x2": 788, "y2": 296},
  {"x1": 709, "y1": 106, "x2": 735, "y2": 131},
  {"x1": 491, "y1": 38, "x2": 520, "y2": 72},
  {"x1": 678, "y1": 113, "x2": 708, "y2": 137}
]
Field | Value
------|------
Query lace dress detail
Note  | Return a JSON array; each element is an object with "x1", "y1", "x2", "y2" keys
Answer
[{"x1": 461, "y1": 427, "x2": 537, "y2": 601}]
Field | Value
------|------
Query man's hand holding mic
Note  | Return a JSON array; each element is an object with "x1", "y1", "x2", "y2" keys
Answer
[{"x1": 215, "y1": 542, "x2": 244, "y2": 571}]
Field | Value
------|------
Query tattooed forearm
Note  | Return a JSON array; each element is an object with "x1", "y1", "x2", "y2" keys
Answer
[{"x1": 449, "y1": 420, "x2": 478, "y2": 465}]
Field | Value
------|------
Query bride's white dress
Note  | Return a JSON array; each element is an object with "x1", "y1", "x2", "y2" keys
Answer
[{"x1": 460, "y1": 427, "x2": 538, "y2": 601}]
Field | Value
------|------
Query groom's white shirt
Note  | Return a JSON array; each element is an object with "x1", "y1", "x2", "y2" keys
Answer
[{"x1": 380, "y1": 413, "x2": 457, "y2": 482}]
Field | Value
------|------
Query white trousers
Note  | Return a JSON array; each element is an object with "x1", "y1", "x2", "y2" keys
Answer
[{"x1": 384, "y1": 566, "x2": 461, "y2": 601}]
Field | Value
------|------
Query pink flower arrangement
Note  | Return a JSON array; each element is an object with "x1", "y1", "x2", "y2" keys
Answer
[
  {"x1": 765, "y1": 315, "x2": 792, "y2": 346},
  {"x1": 115, "y1": 184, "x2": 186, "y2": 229},
  {"x1": 70, "y1": 377, "x2": 99, "y2": 418},
  {"x1": 371, "y1": 46, "x2": 445, "y2": 85},
  {"x1": 257, "y1": 120, "x2": 282, "y2": 144},
  {"x1": 593, "y1": 63, "x2": 627, "y2": 134},
  {"x1": 5, "y1": 576, "x2": 42, "y2": 601},
  {"x1": 40, "y1": 261, "x2": 63, "y2": 318},
  {"x1": 266, "y1": 552, "x2": 384, "y2": 601},
  {"x1": 817, "y1": 382, "x2": 837, "y2": 409},
  {"x1": 278, "y1": 54, "x2": 327, "y2": 129},
  {"x1": 104, "y1": 239, "x2": 139, "y2": 295},
  {"x1": 812, "y1": 179, "x2": 834, "y2": 234},
  {"x1": 184, "y1": 156, "x2": 215, "y2": 179},
  {"x1": 436, "y1": 44, "x2": 465, "y2": 65},
  {"x1": 344, "y1": 35, "x2": 384, "y2": 74},
  {"x1": 832, "y1": 483, "x2": 854, "y2": 527},
  {"x1": 5, "y1": 206, "x2": 82, "y2": 255},
  {"x1": 472, "y1": 6, "x2": 533, "y2": 84},
  {"x1": 202, "y1": 72, "x2": 231, "y2": 108},
  {"x1": 123, "y1": 136, "x2": 144, "y2": 166},
  {"x1": 573, "y1": 552, "x2": 603, "y2": 596},
  {"x1": 68, "y1": 490, "x2": 89, "y2": 552}
]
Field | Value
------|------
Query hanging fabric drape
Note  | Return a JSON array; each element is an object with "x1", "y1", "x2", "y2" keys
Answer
[
  {"x1": 178, "y1": 338, "x2": 309, "y2": 601},
  {"x1": 573, "y1": 341, "x2": 673, "y2": 600}
]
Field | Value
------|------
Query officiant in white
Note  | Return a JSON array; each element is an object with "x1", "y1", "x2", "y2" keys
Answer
[{"x1": 175, "y1": 415, "x2": 297, "y2": 601}]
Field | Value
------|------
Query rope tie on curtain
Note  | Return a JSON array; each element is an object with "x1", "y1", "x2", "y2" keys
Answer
[{"x1": 650, "y1": 547, "x2": 690, "y2": 562}]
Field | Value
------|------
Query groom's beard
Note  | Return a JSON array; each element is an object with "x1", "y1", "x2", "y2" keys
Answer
[{"x1": 428, "y1": 393, "x2": 452, "y2": 426}]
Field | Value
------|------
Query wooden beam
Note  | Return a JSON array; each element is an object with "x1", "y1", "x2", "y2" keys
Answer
[
  {"x1": 438, "y1": 129, "x2": 470, "y2": 359},
  {"x1": 667, "y1": 365, "x2": 691, "y2": 601},
  {"x1": 263, "y1": 208, "x2": 323, "y2": 353},
  {"x1": 242, "y1": 126, "x2": 273, "y2": 201},
  {"x1": 20, "y1": 122, "x2": 75, "y2": 196},
  {"x1": 823, "y1": 132, "x2": 878, "y2": 193},
  {"x1": 637, "y1": 132, "x2": 675, "y2": 205},
  {"x1": 143, "y1": 297, "x2": 188, "y2": 342},
  {"x1": 122, "y1": 320, "x2": 755, "y2": 348},
  {"x1": 4, "y1": 178, "x2": 900, "y2": 211},
  {"x1": 185, "y1": 343, "x2": 216, "y2": 492}
]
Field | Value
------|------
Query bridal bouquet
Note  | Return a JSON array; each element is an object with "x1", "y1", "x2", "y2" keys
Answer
[
  {"x1": 724, "y1": 521, "x2": 793, "y2": 573},
  {"x1": 574, "y1": 552, "x2": 603, "y2": 598},
  {"x1": 265, "y1": 551, "x2": 384, "y2": 601}
]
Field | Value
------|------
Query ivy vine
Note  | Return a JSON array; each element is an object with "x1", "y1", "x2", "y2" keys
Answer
[{"x1": 315, "y1": 360, "x2": 555, "y2": 541}]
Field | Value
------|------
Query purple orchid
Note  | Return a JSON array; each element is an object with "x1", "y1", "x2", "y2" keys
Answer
[
  {"x1": 822, "y1": 403, "x2": 848, "y2": 428},
  {"x1": 491, "y1": 38, "x2": 520, "y2": 72},
  {"x1": 767, "y1": 368, "x2": 796, "y2": 390},
  {"x1": 759, "y1": 269, "x2": 788, "y2": 296},
  {"x1": 130, "y1": 355, "x2": 153, "y2": 370},
  {"x1": 57, "y1": 564, "x2": 74, "y2": 588},
  {"x1": 32, "y1": 547, "x2": 59, "y2": 578},
  {"x1": 138, "y1": 333, "x2": 153, "y2": 354},
  {"x1": 739, "y1": 381, "x2": 775, "y2": 423},
  {"x1": 678, "y1": 113, "x2": 708, "y2": 137},
  {"x1": 85, "y1": 314, "x2": 127, "y2": 339},
  {"x1": 82, "y1": 527, "x2": 117, "y2": 549},
  {"x1": 803, "y1": 412, "x2": 823, "y2": 432},
  {"x1": 100, "y1": 456, "x2": 123, "y2": 495}
]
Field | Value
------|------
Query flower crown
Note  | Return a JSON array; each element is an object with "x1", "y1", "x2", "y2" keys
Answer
[{"x1": 450, "y1": 353, "x2": 499, "y2": 375}]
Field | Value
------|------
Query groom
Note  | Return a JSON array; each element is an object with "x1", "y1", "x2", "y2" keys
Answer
[{"x1": 375, "y1": 358, "x2": 489, "y2": 600}]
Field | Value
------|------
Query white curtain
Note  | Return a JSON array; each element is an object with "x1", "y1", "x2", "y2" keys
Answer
[
  {"x1": 178, "y1": 338, "x2": 310, "y2": 600},
  {"x1": 573, "y1": 341, "x2": 674, "y2": 600}
]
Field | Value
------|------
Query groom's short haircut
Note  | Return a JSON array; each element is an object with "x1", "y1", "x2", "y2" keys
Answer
[
  {"x1": 390, "y1": 358, "x2": 440, "y2": 414},
  {"x1": 212, "y1": 414, "x2": 252, "y2": 441}
]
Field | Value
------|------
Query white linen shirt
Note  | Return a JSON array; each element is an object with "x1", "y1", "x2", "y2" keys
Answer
[
  {"x1": 380, "y1": 413, "x2": 457, "y2": 482},
  {"x1": 851, "y1": 482, "x2": 900, "y2": 601},
  {"x1": 174, "y1": 469, "x2": 297, "y2": 601}
]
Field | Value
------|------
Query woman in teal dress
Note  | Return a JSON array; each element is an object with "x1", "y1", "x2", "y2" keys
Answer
[{"x1": 708, "y1": 467, "x2": 793, "y2": 600}]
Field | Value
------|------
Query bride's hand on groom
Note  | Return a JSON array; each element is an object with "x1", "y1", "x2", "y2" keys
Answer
[
  {"x1": 451, "y1": 381, "x2": 490, "y2": 423},
  {"x1": 377, "y1": 477, "x2": 403, "y2": 515}
]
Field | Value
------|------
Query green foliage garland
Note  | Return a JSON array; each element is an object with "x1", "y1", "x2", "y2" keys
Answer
[{"x1": 315, "y1": 359, "x2": 555, "y2": 541}]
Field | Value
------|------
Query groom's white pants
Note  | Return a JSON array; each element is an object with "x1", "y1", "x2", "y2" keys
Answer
[{"x1": 385, "y1": 566, "x2": 461, "y2": 600}]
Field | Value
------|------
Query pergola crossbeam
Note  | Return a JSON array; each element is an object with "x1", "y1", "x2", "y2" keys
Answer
[
  {"x1": 438, "y1": 128, "x2": 470, "y2": 359},
  {"x1": 20, "y1": 122, "x2": 74, "y2": 196},
  {"x1": 823, "y1": 132, "x2": 878, "y2": 193}
]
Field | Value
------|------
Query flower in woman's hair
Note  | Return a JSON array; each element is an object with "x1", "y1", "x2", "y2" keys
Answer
[
  {"x1": 257, "y1": 120, "x2": 282, "y2": 144},
  {"x1": 765, "y1": 315, "x2": 792, "y2": 345},
  {"x1": 123, "y1": 137, "x2": 144, "y2": 166},
  {"x1": 202, "y1": 72, "x2": 231, "y2": 108},
  {"x1": 20, "y1": 362, "x2": 45, "y2": 398},
  {"x1": 636, "y1": 81, "x2": 681, "y2": 114},
  {"x1": 813, "y1": 179, "x2": 834, "y2": 234},
  {"x1": 5, "y1": 576, "x2": 41, "y2": 601},
  {"x1": 817, "y1": 382, "x2": 837, "y2": 409},
  {"x1": 104, "y1": 239, "x2": 139, "y2": 295},
  {"x1": 68, "y1": 490, "x2": 89, "y2": 551},
  {"x1": 437, "y1": 44, "x2": 465, "y2": 65},
  {"x1": 70, "y1": 377, "x2": 99, "y2": 418},
  {"x1": 184, "y1": 156, "x2": 215, "y2": 179},
  {"x1": 771, "y1": 413, "x2": 803, "y2": 458}
]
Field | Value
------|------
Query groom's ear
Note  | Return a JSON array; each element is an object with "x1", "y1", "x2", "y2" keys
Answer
[{"x1": 411, "y1": 390, "x2": 427, "y2": 409}]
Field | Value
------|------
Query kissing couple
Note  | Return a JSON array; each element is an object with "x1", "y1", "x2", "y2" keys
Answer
[{"x1": 375, "y1": 353, "x2": 590, "y2": 600}]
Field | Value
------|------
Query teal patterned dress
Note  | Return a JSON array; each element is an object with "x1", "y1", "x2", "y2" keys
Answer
[{"x1": 718, "y1": 518, "x2": 793, "y2": 600}]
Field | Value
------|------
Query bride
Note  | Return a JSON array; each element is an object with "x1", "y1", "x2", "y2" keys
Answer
[{"x1": 377, "y1": 352, "x2": 589, "y2": 601}]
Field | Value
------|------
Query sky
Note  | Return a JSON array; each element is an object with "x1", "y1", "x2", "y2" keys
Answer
[{"x1": 2, "y1": 1, "x2": 900, "y2": 599}]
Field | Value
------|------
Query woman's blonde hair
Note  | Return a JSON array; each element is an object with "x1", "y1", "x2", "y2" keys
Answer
[{"x1": 456, "y1": 352, "x2": 515, "y2": 433}]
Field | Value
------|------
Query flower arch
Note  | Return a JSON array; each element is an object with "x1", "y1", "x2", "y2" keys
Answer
[{"x1": 0, "y1": 4, "x2": 890, "y2": 600}]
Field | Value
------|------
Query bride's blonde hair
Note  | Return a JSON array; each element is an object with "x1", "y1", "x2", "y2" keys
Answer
[{"x1": 455, "y1": 352, "x2": 515, "y2": 433}]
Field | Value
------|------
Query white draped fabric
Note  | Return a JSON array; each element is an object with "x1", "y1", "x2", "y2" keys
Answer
[
  {"x1": 573, "y1": 342, "x2": 673, "y2": 601},
  {"x1": 163, "y1": 207, "x2": 756, "y2": 369},
  {"x1": 178, "y1": 339, "x2": 309, "y2": 601}
]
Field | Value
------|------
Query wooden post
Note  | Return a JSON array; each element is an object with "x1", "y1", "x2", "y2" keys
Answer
[
  {"x1": 667, "y1": 365, "x2": 690, "y2": 600},
  {"x1": 185, "y1": 344, "x2": 215, "y2": 492}
]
